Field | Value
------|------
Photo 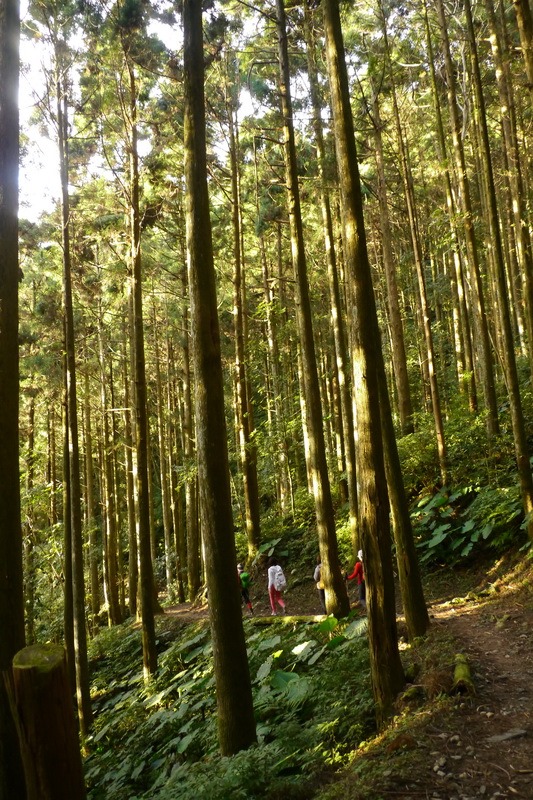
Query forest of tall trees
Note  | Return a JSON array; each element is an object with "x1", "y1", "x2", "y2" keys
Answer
[{"x1": 2, "y1": 0, "x2": 533, "y2": 794}]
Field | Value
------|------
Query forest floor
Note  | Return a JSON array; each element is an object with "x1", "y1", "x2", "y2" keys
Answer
[{"x1": 163, "y1": 551, "x2": 533, "y2": 800}]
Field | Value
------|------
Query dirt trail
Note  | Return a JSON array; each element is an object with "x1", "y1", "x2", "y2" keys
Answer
[{"x1": 421, "y1": 590, "x2": 533, "y2": 799}]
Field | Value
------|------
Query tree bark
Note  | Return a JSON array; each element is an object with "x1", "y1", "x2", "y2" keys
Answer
[
  {"x1": 126, "y1": 57, "x2": 157, "y2": 676},
  {"x1": 464, "y1": 0, "x2": 533, "y2": 544},
  {"x1": 304, "y1": 3, "x2": 360, "y2": 552},
  {"x1": 276, "y1": 0, "x2": 349, "y2": 617},
  {"x1": 434, "y1": 0, "x2": 500, "y2": 436},
  {"x1": 183, "y1": 0, "x2": 256, "y2": 755},
  {"x1": 379, "y1": 4, "x2": 448, "y2": 483},
  {"x1": 323, "y1": 0, "x2": 405, "y2": 724},
  {"x1": 0, "y1": 0, "x2": 26, "y2": 792},
  {"x1": 57, "y1": 71, "x2": 92, "y2": 734},
  {"x1": 227, "y1": 71, "x2": 261, "y2": 557},
  {"x1": 9, "y1": 644, "x2": 86, "y2": 800}
]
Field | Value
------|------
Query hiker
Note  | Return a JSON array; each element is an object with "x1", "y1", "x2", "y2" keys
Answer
[
  {"x1": 346, "y1": 549, "x2": 366, "y2": 608},
  {"x1": 267, "y1": 556, "x2": 287, "y2": 615},
  {"x1": 313, "y1": 556, "x2": 326, "y2": 612},
  {"x1": 237, "y1": 563, "x2": 253, "y2": 615}
]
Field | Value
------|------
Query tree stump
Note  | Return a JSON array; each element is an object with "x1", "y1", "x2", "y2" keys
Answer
[{"x1": 10, "y1": 643, "x2": 86, "y2": 800}]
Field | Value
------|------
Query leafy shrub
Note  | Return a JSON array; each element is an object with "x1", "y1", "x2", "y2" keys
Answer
[
  {"x1": 412, "y1": 483, "x2": 526, "y2": 566},
  {"x1": 86, "y1": 614, "x2": 373, "y2": 800}
]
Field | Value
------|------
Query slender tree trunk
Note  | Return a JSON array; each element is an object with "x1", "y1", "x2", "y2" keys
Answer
[
  {"x1": 126, "y1": 57, "x2": 157, "y2": 676},
  {"x1": 47, "y1": 406, "x2": 59, "y2": 527},
  {"x1": 513, "y1": 0, "x2": 533, "y2": 112},
  {"x1": 122, "y1": 336, "x2": 138, "y2": 617},
  {"x1": 276, "y1": 0, "x2": 349, "y2": 617},
  {"x1": 57, "y1": 73, "x2": 92, "y2": 735},
  {"x1": 434, "y1": 0, "x2": 500, "y2": 436},
  {"x1": 84, "y1": 372, "x2": 100, "y2": 629},
  {"x1": 153, "y1": 306, "x2": 175, "y2": 596},
  {"x1": 379, "y1": 5, "x2": 448, "y2": 483},
  {"x1": 370, "y1": 90, "x2": 415, "y2": 436},
  {"x1": 0, "y1": 0, "x2": 26, "y2": 788},
  {"x1": 323, "y1": 0, "x2": 405, "y2": 725},
  {"x1": 227, "y1": 73, "x2": 261, "y2": 557},
  {"x1": 304, "y1": 3, "x2": 359, "y2": 552},
  {"x1": 464, "y1": 0, "x2": 533, "y2": 543},
  {"x1": 167, "y1": 336, "x2": 186, "y2": 603},
  {"x1": 486, "y1": 0, "x2": 533, "y2": 382},
  {"x1": 62, "y1": 371, "x2": 76, "y2": 698},
  {"x1": 423, "y1": 4, "x2": 478, "y2": 413},
  {"x1": 183, "y1": 0, "x2": 256, "y2": 755},
  {"x1": 24, "y1": 395, "x2": 36, "y2": 645},
  {"x1": 181, "y1": 265, "x2": 201, "y2": 599},
  {"x1": 97, "y1": 313, "x2": 122, "y2": 625}
]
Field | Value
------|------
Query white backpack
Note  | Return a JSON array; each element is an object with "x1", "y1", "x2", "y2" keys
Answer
[{"x1": 274, "y1": 565, "x2": 286, "y2": 591}]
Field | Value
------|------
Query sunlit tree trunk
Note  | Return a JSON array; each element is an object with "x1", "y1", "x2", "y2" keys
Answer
[
  {"x1": 84, "y1": 371, "x2": 100, "y2": 628},
  {"x1": 122, "y1": 333, "x2": 138, "y2": 617},
  {"x1": 370, "y1": 89, "x2": 415, "y2": 436},
  {"x1": 97, "y1": 309, "x2": 122, "y2": 625},
  {"x1": 62, "y1": 392, "x2": 76, "y2": 697},
  {"x1": 125, "y1": 56, "x2": 157, "y2": 676},
  {"x1": 153, "y1": 305, "x2": 175, "y2": 596},
  {"x1": 167, "y1": 335, "x2": 186, "y2": 603},
  {"x1": 227, "y1": 69, "x2": 261, "y2": 557},
  {"x1": 464, "y1": 0, "x2": 533, "y2": 544},
  {"x1": 423, "y1": 4, "x2": 477, "y2": 413},
  {"x1": 258, "y1": 225, "x2": 293, "y2": 515},
  {"x1": 513, "y1": 0, "x2": 533, "y2": 112},
  {"x1": 276, "y1": 0, "x2": 349, "y2": 617},
  {"x1": 183, "y1": 0, "x2": 256, "y2": 755},
  {"x1": 304, "y1": 3, "x2": 359, "y2": 552},
  {"x1": 434, "y1": 0, "x2": 500, "y2": 436},
  {"x1": 181, "y1": 265, "x2": 201, "y2": 599},
  {"x1": 57, "y1": 70, "x2": 92, "y2": 734},
  {"x1": 0, "y1": 2, "x2": 26, "y2": 783},
  {"x1": 379, "y1": 4, "x2": 447, "y2": 483},
  {"x1": 24, "y1": 394, "x2": 36, "y2": 644},
  {"x1": 323, "y1": 0, "x2": 404, "y2": 724},
  {"x1": 486, "y1": 0, "x2": 533, "y2": 381}
]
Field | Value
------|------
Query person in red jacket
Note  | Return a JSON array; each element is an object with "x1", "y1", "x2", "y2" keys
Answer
[{"x1": 346, "y1": 549, "x2": 366, "y2": 608}]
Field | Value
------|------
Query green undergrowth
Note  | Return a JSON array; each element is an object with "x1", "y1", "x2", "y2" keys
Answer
[{"x1": 84, "y1": 612, "x2": 374, "y2": 799}]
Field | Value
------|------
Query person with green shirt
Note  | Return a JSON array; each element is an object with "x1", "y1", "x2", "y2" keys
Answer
[{"x1": 237, "y1": 564, "x2": 253, "y2": 615}]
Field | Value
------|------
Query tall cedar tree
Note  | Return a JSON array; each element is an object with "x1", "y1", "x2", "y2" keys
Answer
[
  {"x1": 276, "y1": 0, "x2": 349, "y2": 617},
  {"x1": 182, "y1": 0, "x2": 257, "y2": 755},
  {"x1": 322, "y1": 0, "x2": 405, "y2": 724},
  {"x1": 0, "y1": 0, "x2": 27, "y2": 795}
]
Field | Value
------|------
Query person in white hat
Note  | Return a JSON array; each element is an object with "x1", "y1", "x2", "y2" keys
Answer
[{"x1": 346, "y1": 550, "x2": 366, "y2": 608}]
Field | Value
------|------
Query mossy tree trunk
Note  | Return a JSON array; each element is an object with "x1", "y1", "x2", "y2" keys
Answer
[{"x1": 10, "y1": 644, "x2": 86, "y2": 800}]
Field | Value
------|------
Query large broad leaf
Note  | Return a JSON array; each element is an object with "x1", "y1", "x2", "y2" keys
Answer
[
  {"x1": 256, "y1": 655, "x2": 274, "y2": 682},
  {"x1": 317, "y1": 616, "x2": 338, "y2": 633},
  {"x1": 292, "y1": 640, "x2": 317, "y2": 659},
  {"x1": 270, "y1": 670, "x2": 299, "y2": 690},
  {"x1": 257, "y1": 635, "x2": 281, "y2": 651},
  {"x1": 176, "y1": 732, "x2": 196, "y2": 754},
  {"x1": 306, "y1": 645, "x2": 327, "y2": 666},
  {"x1": 326, "y1": 634, "x2": 347, "y2": 650},
  {"x1": 344, "y1": 617, "x2": 368, "y2": 639},
  {"x1": 428, "y1": 526, "x2": 450, "y2": 547},
  {"x1": 285, "y1": 676, "x2": 310, "y2": 705},
  {"x1": 482, "y1": 524, "x2": 493, "y2": 540}
]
